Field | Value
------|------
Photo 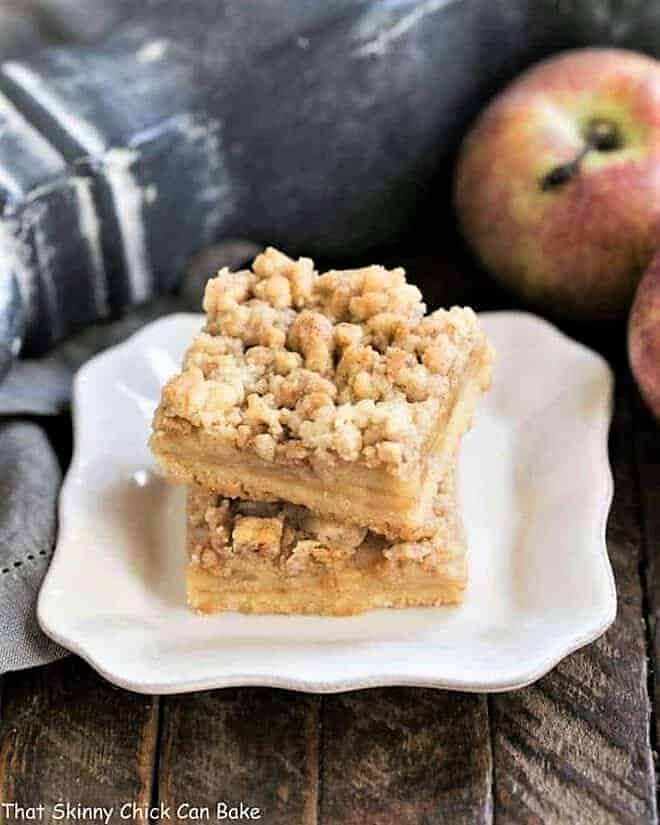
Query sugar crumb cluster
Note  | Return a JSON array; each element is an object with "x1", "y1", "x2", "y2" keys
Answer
[{"x1": 155, "y1": 247, "x2": 488, "y2": 473}]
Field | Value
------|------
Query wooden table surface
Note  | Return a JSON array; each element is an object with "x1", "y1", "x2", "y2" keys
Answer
[{"x1": 0, "y1": 241, "x2": 658, "y2": 825}]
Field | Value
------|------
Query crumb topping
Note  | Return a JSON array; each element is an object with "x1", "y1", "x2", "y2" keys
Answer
[
  {"x1": 154, "y1": 247, "x2": 491, "y2": 474},
  {"x1": 187, "y1": 482, "x2": 461, "y2": 579}
]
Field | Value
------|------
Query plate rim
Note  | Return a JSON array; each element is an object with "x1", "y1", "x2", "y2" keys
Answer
[{"x1": 37, "y1": 310, "x2": 617, "y2": 694}]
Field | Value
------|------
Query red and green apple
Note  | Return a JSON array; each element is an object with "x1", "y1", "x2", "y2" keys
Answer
[
  {"x1": 455, "y1": 48, "x2": 660, "y2": 320},
  {"x1": 629, "y1": 250, "x2": 660, "y2": 419}
]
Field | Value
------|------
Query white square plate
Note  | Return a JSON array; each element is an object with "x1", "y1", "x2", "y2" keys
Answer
[{"x1": 38, "y1": 312, "x2": 616, "y2": 694}]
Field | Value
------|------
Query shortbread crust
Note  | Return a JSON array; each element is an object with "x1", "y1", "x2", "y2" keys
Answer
[
  {"x1": 151, "y1": 247, "x2": 493, "y2": 539},
  {"x1": 186, "y1": 476, "x2": 465, "y2": 616}
]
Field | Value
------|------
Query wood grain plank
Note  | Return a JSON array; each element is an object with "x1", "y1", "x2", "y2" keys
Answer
[
  {"x1": 0, "y1": 657, "x2": 158, "y2": 824},
  {"x1": 320, "y1": 689, "x2": 492, "y2": 825},
  {"x1": 633, "y1": 390, "x2": 660, "y2": 749},
  {"x1": 158, "y1": 688, "x2": 319, "y2": 825},
  {"x1": 490, "y1": 382, "x2": 657, "y2": 825}
]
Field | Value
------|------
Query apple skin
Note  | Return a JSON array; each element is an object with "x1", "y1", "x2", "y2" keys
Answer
[
  {"x1": 629, "y1": 250, "x2": 660, "y2": 419},
  {"x1": 455, "y1": 48, "x2": 660, "y2": 320}
]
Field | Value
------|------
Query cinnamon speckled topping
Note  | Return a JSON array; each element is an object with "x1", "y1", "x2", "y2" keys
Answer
[{"x1": 154, "y1": 247, "x2": 492, "y2": 475}]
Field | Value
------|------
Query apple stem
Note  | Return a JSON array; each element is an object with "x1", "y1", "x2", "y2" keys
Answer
[
  {"x1": 540, "y1": 118, "x2": 622, "y2": 192},
  {"x1": 540, "y1": 145, "x2": 591, "y2": 191}
]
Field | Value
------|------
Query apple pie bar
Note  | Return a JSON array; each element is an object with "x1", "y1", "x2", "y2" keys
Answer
[
  {"x1": 151, "y1": 247, "x2": 493, "y2": 540},
  {"x1": 186, "y1": 474, "x2": 466, "y2": 615}
]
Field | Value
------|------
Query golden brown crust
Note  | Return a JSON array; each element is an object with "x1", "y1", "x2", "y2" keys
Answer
[
  {"x1": 187, "y1": 572, "x2": 467, "y2": 615},
  {"x1": 152, "y1": 247, "x2": 494, "y2": 478}
]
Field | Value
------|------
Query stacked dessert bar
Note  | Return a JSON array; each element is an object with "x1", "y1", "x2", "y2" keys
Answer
[{"x1": 150, "y1": 247, "x2": 494, "y2": 615}]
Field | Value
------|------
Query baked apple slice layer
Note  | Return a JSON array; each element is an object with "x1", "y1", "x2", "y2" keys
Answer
[{"x1": 185, "y1": 471, "x2": 465, "y2": 616}]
